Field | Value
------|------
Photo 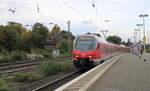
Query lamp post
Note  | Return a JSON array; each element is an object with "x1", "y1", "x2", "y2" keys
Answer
[
  {"x1": 133, "y1": 32, "x2": 138, "y2": 43},
  {"x1": 136, "y1": 24, "x2": 143, "y2": 42},
  {"x1": 139, "y1": 14, "x2": 149, "y2": 53},
  {"x1": 134, "y1": 29, "x2": 140, "y2": 43}
]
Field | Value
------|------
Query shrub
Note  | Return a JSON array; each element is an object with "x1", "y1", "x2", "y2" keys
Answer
[
  {"x1": 0, "y1": 87, "x2": 11, "y2": 91},
  {"x1": 55, "y1": 40, "x2": 69, "y2": 53},
  {"x1": 61, "y1": 62, "x2": 74, "y2": 72},
  {"x1": 11, "y1": 51, "x2": 27, "y2": 61},
  {"x1": 12, "y1": 72, "x2": 42, "y2": 83},
  {"x1": 39, "y1": 61, "x2": 73, "y2": 76},
  {"x1": 42, "y1": 52, "x2": 52, "y2": 58},
  {"x1": 39, "y1": 62, "x2": 63, "y2": 76},
  {"x1": 59, "y1": 52, "x2": 71, "y2": 57},
  {"x1": 0, "y1": 57, "x2": 12, "y2": 63},
  {"x1": 12, "y1": 73, "x2": 28, "y2": 82},
  {"x1": 27, "y1": 73, "x2": 42, "y2": 82},
  {"x1": 0, "y1": 77, "x2": 11, "y2": 91}
]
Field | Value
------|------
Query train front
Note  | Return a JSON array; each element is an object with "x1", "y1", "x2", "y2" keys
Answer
[{"x1": 72, "y1": 34, "x2": 98, "y2": 69}]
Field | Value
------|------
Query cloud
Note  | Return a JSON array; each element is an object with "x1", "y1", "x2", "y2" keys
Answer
[{"x1": 0, "y1": 0, "x2": 150, "y2": 42}]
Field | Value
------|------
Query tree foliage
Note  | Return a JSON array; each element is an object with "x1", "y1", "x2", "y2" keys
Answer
[
  {"x1": 55, "y1": 40, "x2": 69, "y2": 53},
  {"x1": 106, "y1": 35, "x2": 122, "y2": 45},
  {"x1": 0, "y1": 22, "x2": 26, "y2": 51},
  {"x1": 32, "y1": 23, "x2": 49, "y2": 37},
  {"x1": 0, "y1": 21, "x2": 75, "y2": 53},
  {"x1": 60, "y1": 30, "x2": 75, "y2": 40},
  {"x1": 31, "y1": 23, "x2": 49, "y2": 48},
  {"x1": 50, "y1": 24, "x2": 60, "y2": 35}
]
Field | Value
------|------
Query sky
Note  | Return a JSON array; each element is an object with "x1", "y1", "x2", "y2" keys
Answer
[{"x1": 0, "y1": 0, "x2": 150, "y2": 42}]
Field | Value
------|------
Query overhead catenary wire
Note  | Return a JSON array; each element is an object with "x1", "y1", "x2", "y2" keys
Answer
[
  {"x1": 61, "y1": 0, "x2": 85, "y2": 20},
  {"x1": 35, "y1": 0, "x2": 58, "y2": 23}
]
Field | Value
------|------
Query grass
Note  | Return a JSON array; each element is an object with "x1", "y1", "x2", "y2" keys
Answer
[
  {"x1": 12, "y1": 72, "x2": 42, "y2": 83},
  {"x1": 0, "y1": 87, "x2": 11, "y2": 91},
  {"x1": 0, "y1": 60, "x2": 74, "y2": 90},
  {"x1": 0, "y1": 76, "x2": 12, "y2": 91}
]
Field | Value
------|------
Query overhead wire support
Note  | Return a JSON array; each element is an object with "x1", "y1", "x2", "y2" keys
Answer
[
  {"x1": 90, "y1": 0, "x2": 100, "y2": 32},
  {"x1": 8, "y1": 0, "x2": 16, "y2": 14},
  {"x1": 37, "y1": 3, "x2": 40, "y2": 13}
]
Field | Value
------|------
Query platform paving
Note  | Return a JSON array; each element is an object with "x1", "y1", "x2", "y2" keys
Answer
[{"x1": 87, "y1": 53, "x2": 150, "y2": 91}]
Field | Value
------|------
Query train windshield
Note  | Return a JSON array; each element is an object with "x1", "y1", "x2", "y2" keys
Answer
[{"x1": 75, "y1": 37, "x2": 94, "y2": 50}]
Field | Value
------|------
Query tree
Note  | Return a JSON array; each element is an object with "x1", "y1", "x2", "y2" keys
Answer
[
  {"x1": 60, "y1": 30, "x2": 75, "y2": 40},
  {"x1": 0, "y1": 22, "x2": 26, "y2": 52},
  {"x1": 106, "y1": 35, "x2": 122, "y2": 45},
  {"x1": 32, "y1": 23, "x2": 49, "y2": 38},
  {"x1": 32, "y1": 23, "x2": 49, "y2": 48},
  {"x1": 0, "y1": 27, "x2": 21, "y2": 51},
  {"x1": 50, "y1": 24, "x2": 60, "y2": 35},
  {"x1": 7, "y1": 21, "x2": 25, "y2": 34},
  {"x1": 55, "y1": 40, "x2": 69, "y2": 53}
]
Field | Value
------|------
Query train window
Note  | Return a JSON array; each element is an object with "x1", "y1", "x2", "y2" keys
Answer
[{"x1": 75, "y1": 38, "x2": 94, "y2": 50}]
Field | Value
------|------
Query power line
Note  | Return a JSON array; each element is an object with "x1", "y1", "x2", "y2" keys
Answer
[{"x1": 61, "y1": 0, "x2": 85, "y2": 20}]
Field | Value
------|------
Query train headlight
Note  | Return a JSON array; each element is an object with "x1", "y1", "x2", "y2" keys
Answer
[
  {"x1": 73, "y1": 54, "x2": 78, "y2": 58},
  {"x1": 89, "y1": 55, "x2": 94, "y2": 58},
  {"x1": 76, "y1": 55, "x2": 79, "y2": 57}
]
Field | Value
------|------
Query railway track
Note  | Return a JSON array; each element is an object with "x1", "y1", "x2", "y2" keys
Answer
[
  {"x1": 32, "y1": 70, "x2": 84, "y2": 91},
  {"x1": 0, "y1": 57, "x2": 71, "y2": 76}
]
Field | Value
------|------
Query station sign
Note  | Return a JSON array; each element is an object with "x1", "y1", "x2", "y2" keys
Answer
[{"x1": 80, "y1": 37, "x2": 92, "y2": 40}]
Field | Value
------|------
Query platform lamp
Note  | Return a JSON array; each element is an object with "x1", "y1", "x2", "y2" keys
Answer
[
  {"x1": 134, "y1": 29, "x2": 140, "y2": 43},
  {"x1": 136, "y1": 24, "x2": 143, "y2": 42},
  {"x1": 139, "y1": 14, "x2": 149, "y2": 53}
]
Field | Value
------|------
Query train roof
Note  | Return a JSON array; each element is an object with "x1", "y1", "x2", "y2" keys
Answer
[{"x1": 77, "y1": 34, "x2": 128, "y2": 48}]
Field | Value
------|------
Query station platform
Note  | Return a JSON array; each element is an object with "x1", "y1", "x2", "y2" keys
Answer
[
  {"x1": 87, "y1": 53, "x2": 150, "y2": 91},
  {"x1": 56, "y1": 53, "x2": 150, "y2": 91}
]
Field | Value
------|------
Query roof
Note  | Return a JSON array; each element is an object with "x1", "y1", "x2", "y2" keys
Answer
[{"x1": 76, "y1": 34, "x2": 128, "y2": 48}]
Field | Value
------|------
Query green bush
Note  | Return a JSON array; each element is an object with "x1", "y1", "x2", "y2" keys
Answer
[
  {"x1": 11, "y1": 51, "x2": 27, "y2": 61},
  {"x1": 0, "y1": 57, "x2": 12, "y2": 63},
  {"x1": 12, "y1": 72, "x2": 42, "y2": 83},
  {"x1": 0, "y1": 87, "x2": 11, "y2": 91},
  {"x1": 39, "y1": 62, "x2": 63, "y2": 76},
  {"x1": 42, "y1": 52, "x2": 52, "y2": 58},
  {"x1": 39, "y1": 62, "x2": 73, "y2": 76},
  {"x1": 12, "y1": 73, "x2": 28, "y2": 82},
  {"x1": 0, "y1": 77, "x2": 11, "y2": 91},
  {"x1": 61, "y1": 62, "x2": 74, "y2": 72},
  {"x1": 0, "y1": 51, "x2": 28, "y2": 63},
  {"x1": 27, "y1": 73, "x2": 42, "y2": 82},
  {"x1": 59, "y1": 52, "x2": 71, "y2": 57},
  {"x1": 55, "y1": 40, "x2": 69, "y2": 53}
]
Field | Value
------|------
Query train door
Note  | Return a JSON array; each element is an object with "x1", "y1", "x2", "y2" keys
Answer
[{"x1": 96, "y1": 42, "x2": 101, "y2": 59}]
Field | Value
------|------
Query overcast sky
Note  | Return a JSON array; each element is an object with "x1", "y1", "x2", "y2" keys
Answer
[{"x1": 1, "y1": 0, "x2": 150, "y2": 42}]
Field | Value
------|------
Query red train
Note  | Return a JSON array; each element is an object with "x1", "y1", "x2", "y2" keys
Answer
[{"x1": 72, "y1": 34, "x2": 130, "y2": 69}]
